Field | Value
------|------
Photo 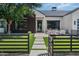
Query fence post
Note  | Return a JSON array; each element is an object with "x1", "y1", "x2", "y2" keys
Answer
[
  {"x1": 48, "y1": 35, "x2": 53, "y2": 56},
  {"x1": 70, "y1": 34, "x2": 72, "y2": 52},
  {"x1": 28, "y1": 33, "x2": 30, "y2": 54},
  {"x1": 52, "y1": 35, "x2": 54, "y2": 56}
]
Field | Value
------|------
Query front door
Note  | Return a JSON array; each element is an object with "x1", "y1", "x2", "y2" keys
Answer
[{"x1": 37, "y1": 20, "x2": 42, "y2": 32}]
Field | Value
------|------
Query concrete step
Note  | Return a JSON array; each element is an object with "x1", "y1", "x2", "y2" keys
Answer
[
  {"x1": 35, "y1": 34, "x2": 45, "y2": 36},
  {"x1": 34, "y1": 43, "x2": 45, "y2": 45},
  {"x1": 30, "y1": 50, "x2": 47, "y2": 56},
  {"x1": 34, "y1": 42, "x2": 45, "y2": 44},
  {"x1": 34, "y1": 42, "x2": 44, "y2": 44},
  {"x1": 34, "y1": 40, "x2": 44, "y2": 42},
  {"x1": 35, "y1": 38, "x2": 44, "y2": 40},
  {"x1": 36, "y1": 37, "x2": 43, "y2": 39},
  {"x1": 32, "y1": 45, "x2": 46, "y2": 49}
]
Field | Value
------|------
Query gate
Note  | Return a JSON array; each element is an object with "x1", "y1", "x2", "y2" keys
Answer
[{"x1": 48, "y1": 34, "x2": 79, "y2": 56}]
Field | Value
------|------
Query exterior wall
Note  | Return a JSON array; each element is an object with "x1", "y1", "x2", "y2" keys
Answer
[
  {"x1": 63, "y1": 14, "x2": 72, "y2": 33},
  {"x1": 34, "y1": 10, "x2": 45, "y2": 32},
  {"x1": 63, "y1": 9, "x2": 79, "y2": 33},
  {"x1": 34, "y1": 10, "x2": 45, "y2": 17},
  {"x1": 72, "y1": 9, "x2": 79, "y2": 30}
]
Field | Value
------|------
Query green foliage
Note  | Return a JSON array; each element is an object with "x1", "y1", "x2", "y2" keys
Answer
[
  {"x1": 0, "y1": 3, "x2": 42, "y2": 22},
  {"x1": 0, "y1": 4, "x2": 33, "y2": 21}
]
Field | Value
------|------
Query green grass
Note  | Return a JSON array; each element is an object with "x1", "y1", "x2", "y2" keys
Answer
[
  {"x1": 44, "y1": 37, "x2": 48, "y2": 47},
  {"x1": 29, "y1": 33, "x2": 35, "y2": 51}
]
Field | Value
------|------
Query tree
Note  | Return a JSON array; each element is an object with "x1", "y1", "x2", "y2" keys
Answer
[{"x1": 0, "y1": 3, "x2": 42, "y2": 34}]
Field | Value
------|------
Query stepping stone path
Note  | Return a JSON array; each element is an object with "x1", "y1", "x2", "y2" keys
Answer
[{"x1": 30, "y1": 33, "x2": 48, "y2": 56}]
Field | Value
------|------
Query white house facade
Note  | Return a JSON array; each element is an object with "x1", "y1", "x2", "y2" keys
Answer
[{"x1": 35, "y1": 8, "x2": 79, "y2": 33}]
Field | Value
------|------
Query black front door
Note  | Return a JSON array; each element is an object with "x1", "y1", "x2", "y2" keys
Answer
[{"x1": 37, "y1": 20, "x2": 42, "y2": 32}]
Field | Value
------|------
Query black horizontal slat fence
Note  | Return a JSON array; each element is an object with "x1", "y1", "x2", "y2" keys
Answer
[
  {"x1": 0, "y1": 33, "x2": 29, "y2": 54},
  {"x1": 48, "y1": 34, "x2": 79, "y2": 56}
]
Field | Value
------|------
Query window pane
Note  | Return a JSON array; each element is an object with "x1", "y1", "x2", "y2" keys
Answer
[
  {"x1": 0, "y1": 21, "x2": 4, "y2": 27},
  {"x1": 47, "y1": 21, "x2": 60, "y2": 30},
  {"x1": 74, "y1": 21, "x2": 76, "y2": 25}
]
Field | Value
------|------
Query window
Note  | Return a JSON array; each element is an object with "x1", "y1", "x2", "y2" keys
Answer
[
  {"x1": 47, "y1": 21, "x2": 60, "y2": 30},
  {"x1": 0, "y1": 21, "x2": 4, "y2": 28},
  {"x1": 74, "y1": 21, "x2": 76, "y2": 25},
  {"x1": 77, "y1": 19, "x2": 79, "y2": 30}
]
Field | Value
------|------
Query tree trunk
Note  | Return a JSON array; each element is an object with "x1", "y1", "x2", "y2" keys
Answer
[{"x1": 7, "y1": 20, "x2": 12, "y2": 34}]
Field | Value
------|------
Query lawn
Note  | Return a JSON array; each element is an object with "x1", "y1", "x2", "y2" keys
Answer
[
  {"x1": 29, "y1": 33, "x2": 35, "y2": 50},
  {"x1": 44, "y1": 36, "x2": 79, "y2": 51},
  {"x1": 44, "y1": 37, "x2": 48, "y2": 47}
]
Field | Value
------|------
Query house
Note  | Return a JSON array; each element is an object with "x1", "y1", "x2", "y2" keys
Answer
[
  {"x1": 1, "y1": 7, "x2": 79, "y2": 34},
  {"x1": 34, "y1": 7, "x2": 79, "y2": 34}
]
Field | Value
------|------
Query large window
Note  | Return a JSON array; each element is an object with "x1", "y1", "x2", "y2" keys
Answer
[
  {"x1": 47, "y1": 20, "x2": 60, "y2": 30},
  {"x1": 0, "y1": 20, "x2": 7, "y2": 33},
  {"x1": 0, "y1": 21, "x2": 5, "y2": 28},
  {"x1": 74, "y1": 21, "x2": 76, "y2": 25}
]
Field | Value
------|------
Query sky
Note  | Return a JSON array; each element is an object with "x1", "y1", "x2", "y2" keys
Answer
[{"x1": 37, "y1": 3, "x2": 79, "y2": 11}]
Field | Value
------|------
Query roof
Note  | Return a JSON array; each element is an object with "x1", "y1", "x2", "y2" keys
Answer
[
  {"x1": 64, "y1": 8, "x2": 79, "y2": 16},
  {"x1": 39, "y1": 10, "x2": 69, "y2": 17}
]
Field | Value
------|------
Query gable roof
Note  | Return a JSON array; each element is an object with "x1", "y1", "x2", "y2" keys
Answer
[
  {"x1": 64, "y1": 8, "x2": 79, "y2": 16},
  {"x1": 39, "y1": 10, "x2": 69, "y2": 17}
]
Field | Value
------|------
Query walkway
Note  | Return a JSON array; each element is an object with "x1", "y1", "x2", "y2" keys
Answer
[{"x1": 30, "y1": 33, "x2": 48, "y2": 56}]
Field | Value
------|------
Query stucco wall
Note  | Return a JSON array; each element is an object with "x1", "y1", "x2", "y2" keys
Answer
[
  {"x1": 63, "y1": 9, "x2": 79, "y2": 33},
  {"x1": 63, "y1": 14, "x2": 72, "y2": 33},
  {"x1": 34, "y1": 10, "x2": 45, "y2": 18},
  {"x1": 34, "y1": 10, "x2": 45, "y2": 32},
  {"x1": 72, "y1": 9, "x2": 79, "y2": 30}
]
